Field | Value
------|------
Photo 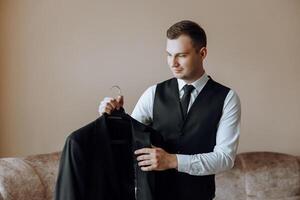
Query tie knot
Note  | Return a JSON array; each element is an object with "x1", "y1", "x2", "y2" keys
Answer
[{"x1": 183, "y1": 84, "x2": 195, "y2": 95}]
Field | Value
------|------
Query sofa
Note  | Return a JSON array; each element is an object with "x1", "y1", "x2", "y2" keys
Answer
[{"x1": 0, "y1": 151, "x2": 299, "y2": 200}]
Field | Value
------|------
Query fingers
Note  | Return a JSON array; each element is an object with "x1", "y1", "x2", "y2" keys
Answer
[
  {"x1": 141, "y1": 165, "x2": 155, "y2": 171},
  {"x1": 134, "y1": 148, "x2": 154, "y2": 155},
  {"x1": 99, "y1": 98, "x2": 114, "y2": 115},
  {"x1": 134, "y1": 147, "x2": 173, "y2": 171},
  {"x1": 136, "y1": 153, "x2": 157, "y2": 171},
  {"x1": 139, "y1": 160, "x2": 158, "y2": 171},
  {"x1": 98, "y1": 97, "x2": 123, "y2": 115},
  {"x1": 116, "y1": 95, "x2": 124, "y2": 109},
  {"x1": 135, "y1": 148, "x2": 159, "y2": 171},
  {"x1": 138, "y1": 159, "x2": 153, "y2": 166},
  {"x1": 138, "y1": 157, "x2": 158, "y2": 171},
  {"x1": 136, "y1": 154, "x2": 152, "y2": 161}
]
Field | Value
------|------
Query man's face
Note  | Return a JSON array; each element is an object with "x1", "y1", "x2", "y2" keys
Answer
[{"x1": 166, "y1": 35, "x2": 206, "y2": 83}]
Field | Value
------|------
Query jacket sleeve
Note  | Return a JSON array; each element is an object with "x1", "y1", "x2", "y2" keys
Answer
[{"x1": 55, "y1": 136, "x2": 86, "y2": 200}]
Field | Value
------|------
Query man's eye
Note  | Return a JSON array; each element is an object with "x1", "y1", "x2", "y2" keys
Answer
[{"x1": 178, "y1": 54, "x2": 186, "y2": 57}]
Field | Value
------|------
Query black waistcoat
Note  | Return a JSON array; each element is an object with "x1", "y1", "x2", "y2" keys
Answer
[{"x1": 152, "y1": 77, "x2": 230, "y2": 200}]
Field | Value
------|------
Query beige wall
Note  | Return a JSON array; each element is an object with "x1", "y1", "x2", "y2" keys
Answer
[{"x1": 1, "y1": 0, "x2": 299, "y2": 157}]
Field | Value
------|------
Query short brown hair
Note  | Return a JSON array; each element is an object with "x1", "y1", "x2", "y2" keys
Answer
[{"x1": 167, "y1": 20, "x2": 207, "y2": 51}]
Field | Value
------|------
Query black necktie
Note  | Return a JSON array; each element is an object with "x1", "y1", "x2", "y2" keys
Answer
[{"x1": 180, "y1": 84, "x2": 195, "y2": 119}]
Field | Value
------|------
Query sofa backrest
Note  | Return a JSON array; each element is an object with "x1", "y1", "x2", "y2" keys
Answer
[
  {"x1": 0, "y1": 158, "x2": 46, "y2": 200},
  {"x1": 1, "y1": 151, "x2": 300, "y2": 200},
  {"x1": 215, "y1": 152, "x2": 300, "y2": 200}
]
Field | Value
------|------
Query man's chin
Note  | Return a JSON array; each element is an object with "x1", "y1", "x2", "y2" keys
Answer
[{"x1": 173, "y1": 73, "x2": 184, "y2": 79}]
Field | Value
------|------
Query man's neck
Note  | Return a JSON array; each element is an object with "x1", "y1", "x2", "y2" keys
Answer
[{"x1": 183, "y1": 70, "x2": 205, "y2": 84}]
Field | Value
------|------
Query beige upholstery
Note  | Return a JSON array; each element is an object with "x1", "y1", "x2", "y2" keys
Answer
[
  {"x1": 0, "y1": 152, "x2": 60, "y2": 200},
  {"x1": 215, "y1": 152, "x2": 300, "y2": 200},
  {"x1": 0, "y1": 151, "x2": 299, "y2": 200}
]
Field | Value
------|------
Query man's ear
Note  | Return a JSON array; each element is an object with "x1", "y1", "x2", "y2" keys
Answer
[{"x1": 199, "y1": 47, "x2": 207, "y2": 59}]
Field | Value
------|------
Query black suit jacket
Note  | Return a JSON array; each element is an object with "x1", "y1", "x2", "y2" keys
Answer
[{"x1": 55, "y1": 111, "x2": 162, "y2": 200}]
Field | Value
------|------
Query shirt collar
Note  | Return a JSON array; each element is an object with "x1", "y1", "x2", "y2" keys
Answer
[{"x1": 177, "y1": 72, "x2": 209, "y2": 93}]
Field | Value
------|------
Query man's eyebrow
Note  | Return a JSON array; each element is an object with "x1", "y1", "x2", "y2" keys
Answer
[{"x1": 166, "y1": 51, "x2": 190, "y2": 56}]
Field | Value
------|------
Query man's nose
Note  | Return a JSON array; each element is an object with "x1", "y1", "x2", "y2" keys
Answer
[{"x1": 170, "y1": 57, "x2": 179, "y2": 67}]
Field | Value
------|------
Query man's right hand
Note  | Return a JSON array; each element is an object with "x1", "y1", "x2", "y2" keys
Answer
[{"x1": 98, "y1": 95, "x2": 124, "y2": 115}]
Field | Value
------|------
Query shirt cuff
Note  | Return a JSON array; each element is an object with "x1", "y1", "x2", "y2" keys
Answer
[{"x1": 176, "y1": 154, "x2": 191, "y2": 173}]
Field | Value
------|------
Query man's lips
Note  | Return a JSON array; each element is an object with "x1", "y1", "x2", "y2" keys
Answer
[{"x1": 173, "y1": 68, "x2": 183, "y2": 73}]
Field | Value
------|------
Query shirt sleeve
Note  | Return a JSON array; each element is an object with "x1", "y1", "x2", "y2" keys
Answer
[
  {"x1": 131, "y1": 85, "x2": 156, "y2": 125},
  {"x1": 176, "y1": 89, "x2": 241, "y2": 176}
]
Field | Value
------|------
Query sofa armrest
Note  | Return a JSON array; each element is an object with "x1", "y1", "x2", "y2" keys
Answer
[
  {"x1": 215, "y1": 155, "x2": 246, "y2": 199},
  {"x1": 23, "y1": 152, "x2": 61, "y2": 200},
  {"x1": 0, "y1": 158, "x2": 45, "y2": 200},
  {"x1": 239, "y1": 152, "x2": 300, "y2": 199}
]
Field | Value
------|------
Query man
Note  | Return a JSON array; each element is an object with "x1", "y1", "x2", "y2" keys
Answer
[{"x1": 99, "y1": 20, "x2": 241, "y2": 200}]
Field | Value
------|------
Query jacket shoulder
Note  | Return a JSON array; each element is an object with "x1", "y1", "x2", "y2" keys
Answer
[{"x1": 66, "y1": 117, "x2": 103, "y2": 146}]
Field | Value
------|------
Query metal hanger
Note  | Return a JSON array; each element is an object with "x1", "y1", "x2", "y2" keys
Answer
[{"x1": 106, "y1": 85, "x2": 127, "y2": 120}]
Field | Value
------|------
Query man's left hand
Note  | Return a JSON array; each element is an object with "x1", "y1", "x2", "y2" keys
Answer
[{"x1": 134, "y1": 146, "x2": 178, "y2": 171}]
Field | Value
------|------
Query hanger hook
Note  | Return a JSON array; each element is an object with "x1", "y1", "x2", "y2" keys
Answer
[{"x1": 110, "y1": 85, "x2": 122, "y2": 97}]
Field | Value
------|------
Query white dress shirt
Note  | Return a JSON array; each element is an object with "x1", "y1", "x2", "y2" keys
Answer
[{"x1": 131, "y1": 73, "x2": 241, "y2": 176}]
